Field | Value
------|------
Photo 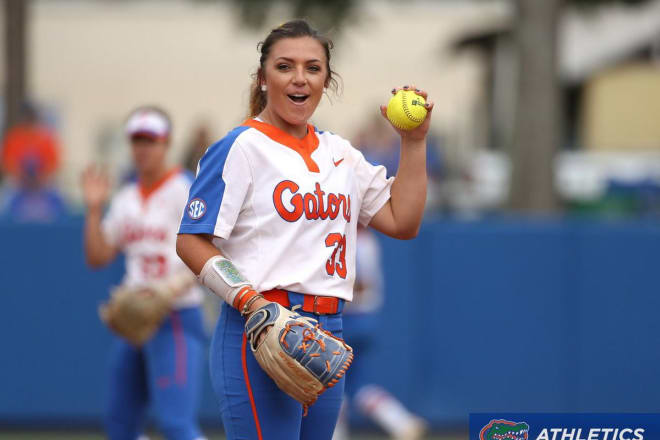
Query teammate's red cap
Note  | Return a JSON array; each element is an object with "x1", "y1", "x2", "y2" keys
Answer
[{"x1": 125, "y1": 109, "x2": 170, "y2": 141}]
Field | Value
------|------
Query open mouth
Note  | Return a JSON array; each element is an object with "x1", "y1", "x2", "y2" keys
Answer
[{"x1": 288, "y1": 94, "x2": 309, "y2": 104}]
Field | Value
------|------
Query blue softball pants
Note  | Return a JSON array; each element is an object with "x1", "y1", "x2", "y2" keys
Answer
[
  {"x1": 105, "y1": 307, "x2": 206, "y2": 440},
  {"x1": 210, "y1": 299, "x2": 345, "y2": 440}
]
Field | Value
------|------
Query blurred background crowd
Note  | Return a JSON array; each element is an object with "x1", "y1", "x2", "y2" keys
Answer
[
  {"x1": 2, "y1": 0, "x2": 660, "y2": 438},
  {"x1": 5, "y1": 0, "x2": 660, "y2": 222}
]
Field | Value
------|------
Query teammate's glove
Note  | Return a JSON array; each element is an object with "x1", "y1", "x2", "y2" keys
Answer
[
  {"x1": 245, "y1": 302, "x2": 354, "y2": 414},
  {"x1": 98, "y1": 271, "x2": 195, "y2": 346}
]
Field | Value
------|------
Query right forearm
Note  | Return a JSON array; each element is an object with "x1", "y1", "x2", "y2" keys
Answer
[
  {"x1": 84, "y1": 207, "x2": 115, "y2": 267},
  {"x1": 176, "y1": 233, "x2": 269, "y2": 314},
  {"x1": 175, "y1": 233, "x2": 222, "y2": 275}
]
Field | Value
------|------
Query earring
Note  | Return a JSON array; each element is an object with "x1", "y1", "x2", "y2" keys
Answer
[
  {"x1": 261, "y1": 85, "x2": 267, "y2": 92},
  {"x1": 323, "y1": 87, "x2": 328, "y2": 93}
]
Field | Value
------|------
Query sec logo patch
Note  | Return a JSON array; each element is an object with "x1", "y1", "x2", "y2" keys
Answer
[{"x1": 188, "y1": 198, "x2": 206, "y2": 220}]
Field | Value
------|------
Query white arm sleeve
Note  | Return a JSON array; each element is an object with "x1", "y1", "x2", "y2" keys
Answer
[{"x1": 179, "y1": 138, "x2": 252, "y2": 239}]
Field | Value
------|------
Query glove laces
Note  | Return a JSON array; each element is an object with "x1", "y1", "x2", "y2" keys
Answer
[{"x1": 284, "y1": 304, "x2": 354, "y2": 417}]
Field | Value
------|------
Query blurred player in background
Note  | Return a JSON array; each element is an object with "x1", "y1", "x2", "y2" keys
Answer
[
  {"x1": 176, "y1": 19, "x2": 433, "y2": 440},
  {"x1": 333, "y1": 226, "x2": 428, "y2": 440},
  {"x1": 82, "y1": 106, "x2": 206, "y2": 440}
]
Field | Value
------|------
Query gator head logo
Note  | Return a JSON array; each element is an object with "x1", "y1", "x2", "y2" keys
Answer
[{"x1": 480, "y1": 419, "x2": 529, "y2": 440}]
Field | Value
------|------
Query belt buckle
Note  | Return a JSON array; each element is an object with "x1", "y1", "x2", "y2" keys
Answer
[{"x1": 313, "y1": 296, "x2": 319, "y2": 314}]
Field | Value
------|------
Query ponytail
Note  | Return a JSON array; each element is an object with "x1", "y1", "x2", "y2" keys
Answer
[{"x1": 248, "y1": 69, "x2": 267, "y2": 118}]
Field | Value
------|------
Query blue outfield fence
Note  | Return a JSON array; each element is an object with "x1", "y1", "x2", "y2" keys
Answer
[{"x1": 1, "y1": 217, "x2": 660, "y2": 427}]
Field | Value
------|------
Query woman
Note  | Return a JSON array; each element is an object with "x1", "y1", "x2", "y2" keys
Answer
[
  {"x1": 82, "y1": 106, "x2": 206, "y2": 440},
  {"x1": 176, "y1": 19, "x2": 433, "y2": 440}
]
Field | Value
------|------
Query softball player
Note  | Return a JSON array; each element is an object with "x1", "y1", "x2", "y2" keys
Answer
[
  {"x1": 176, "y1": 19, "x2": 433, "y2": 440},
  {"x1": 82, "y1": 106, "x2": 206, "y2": 440}
]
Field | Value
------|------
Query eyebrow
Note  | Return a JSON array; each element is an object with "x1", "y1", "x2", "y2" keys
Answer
[{"x1": 275, "y1": 57, "x2": 322, "y2": 63}]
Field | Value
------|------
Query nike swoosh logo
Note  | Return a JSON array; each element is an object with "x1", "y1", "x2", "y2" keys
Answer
[{"x1": 333, "y1": 158, "x2": 344, "y2": 167}]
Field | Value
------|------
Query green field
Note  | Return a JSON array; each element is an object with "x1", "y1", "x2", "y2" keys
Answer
[{"x1": 0, "y1": 431, "x2": 467, "y2": 440}]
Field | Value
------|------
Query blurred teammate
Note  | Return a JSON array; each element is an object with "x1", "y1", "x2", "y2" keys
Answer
[
  {"x1": 176, "y1": 20, "x2": 433, "y2": 440},
  {"x1": 82, "y1": 106, "x2": 206, "y2": 440},
  {"x1": 333, "y1": 227, "x2": 428, "y2": 440}
]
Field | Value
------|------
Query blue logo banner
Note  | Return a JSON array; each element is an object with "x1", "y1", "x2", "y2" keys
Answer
[{"x1": 470, "y1": 414, "x2": 660, "y2": 440}]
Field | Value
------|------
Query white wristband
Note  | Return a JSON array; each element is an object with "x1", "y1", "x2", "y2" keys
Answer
[{"x1": 198, "y1": 255, "x2": 252, "y2": 305}]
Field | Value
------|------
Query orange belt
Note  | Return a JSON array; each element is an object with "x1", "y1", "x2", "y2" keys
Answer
[{"x1": 262, "y1": 289, "x2": 343, "y2": 315}]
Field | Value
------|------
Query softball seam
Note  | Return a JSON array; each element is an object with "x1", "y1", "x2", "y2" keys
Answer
[{"x1": 401, "y1": 92, "x2": 425, "y2": 123}]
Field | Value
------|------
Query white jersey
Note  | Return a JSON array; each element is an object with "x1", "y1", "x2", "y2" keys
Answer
[
  {"x1": 102, "y1": 168, "x2": 204, "y2": 308},
  {"x1": 179, "y1": 119, "x2": 394, "y2": 302}
]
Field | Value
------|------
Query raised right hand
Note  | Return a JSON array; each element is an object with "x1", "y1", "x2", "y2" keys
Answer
[{"x1": 81, "y1": 165, "x2": 110, "y2": 210}]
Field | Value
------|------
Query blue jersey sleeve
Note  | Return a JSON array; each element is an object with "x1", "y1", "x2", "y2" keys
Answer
[{"x1": 179, "y1": 126, "x2": 251, "y2": 237}]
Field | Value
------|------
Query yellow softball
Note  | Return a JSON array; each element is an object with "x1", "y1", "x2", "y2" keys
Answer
[{"x1": 386, "y1": 90, "x2": 428, "y2": 130}]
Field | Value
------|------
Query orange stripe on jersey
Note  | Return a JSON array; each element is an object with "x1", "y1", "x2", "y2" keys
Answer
[
  {"x1": 243, "y1": 119, "x2": 320, "y2": 173},
  {"x1": 139, "y1": 167, "x2": 181, "y2": 201},
  {"x1": 242, "y1": 333, "x2": 264, "y2": 440}
]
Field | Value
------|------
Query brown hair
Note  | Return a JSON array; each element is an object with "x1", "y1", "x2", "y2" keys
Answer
[{"x1": 248, "y1": 19, "x2": 340, "y2": 118}]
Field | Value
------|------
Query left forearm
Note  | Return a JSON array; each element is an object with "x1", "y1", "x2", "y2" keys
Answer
[
  {"x1": 389, "y1": 137, "x2": 427, "y2": 237},
  {"x1": 369, "y1": 84, "x2": 433, "y2": 240}
]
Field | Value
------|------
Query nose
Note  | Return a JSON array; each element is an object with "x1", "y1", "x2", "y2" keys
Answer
[{"x1": 293, "y1": 65, "x2": 307, "y2": 86}]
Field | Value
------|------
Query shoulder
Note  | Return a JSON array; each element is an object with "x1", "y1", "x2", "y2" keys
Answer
[
  {"x1": 322, "y1": 130, "x2": 372, "y2": 168},
  {"x1": 112, "y1": 181, "x2": 138, "y2": 204},
  {"x1": 315, "y1": 127, "x2": 360, "y2": 157},
  {"x1": 179, "y1": 168, "x2": 195, "y2": 183},
  {"x1": 172, "y1": 167, "x2": 194, "y2": 184},
  {"x1": 105, "y1": 182, "x2": 137, "y2": 213},
  {"x1": 315, "y1": 127, "x2": 348, "y2": 145},
  {"x1": 199, "y1": 125, "x2": 253, "y2": 166},
  {"x1": 167, "y1": 168, "x2": 195, "y2": 191}
]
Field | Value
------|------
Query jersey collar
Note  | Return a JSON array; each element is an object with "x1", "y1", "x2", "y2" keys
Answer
[
  {"x1": 243, "y1": 118, "x2": 320, "y2": 173},
  {"x1": 138, "y1": 167, "x2": 180, "y2": 201}
]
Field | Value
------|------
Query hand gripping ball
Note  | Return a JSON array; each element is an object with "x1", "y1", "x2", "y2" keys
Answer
[{"x1": 386, "y1": 90, "x2": 428, "y2": 130}]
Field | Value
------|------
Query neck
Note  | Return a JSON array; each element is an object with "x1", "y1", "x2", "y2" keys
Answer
[
  {"x1": 258, "y1": 108, "x2": 307, "y2": 139},
  {"x1": 138, "y1": 166, "x2": 169, "y2": 189}
]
